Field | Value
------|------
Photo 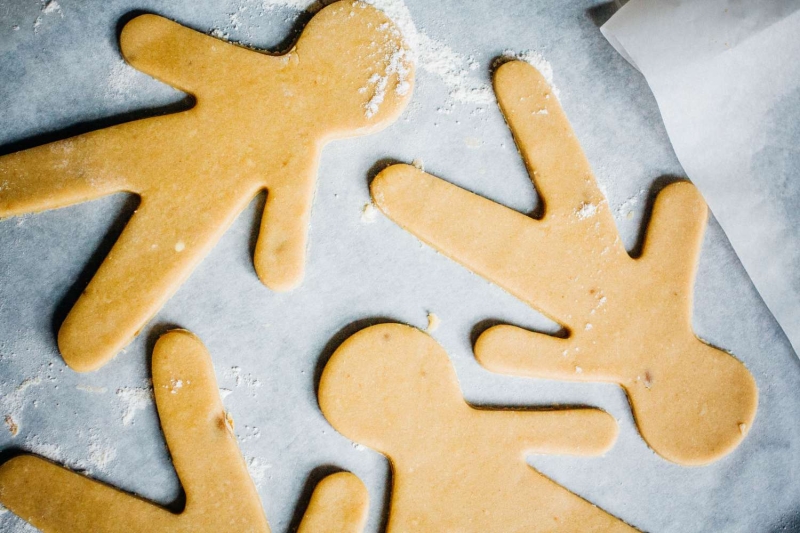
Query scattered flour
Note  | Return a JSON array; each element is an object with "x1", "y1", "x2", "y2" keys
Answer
[
  {"x1": 33, "y1": 0, "x2": 63, "y2": 34},
  {"x1": 245, "y1": 455, "x2": 272, "y2": 487},
  {"x1": 614, "y1": 188, "x2": 647, "y2": 220},
  {"x1": 237, "y1": 424, "x2": 262, "y2": 443},
  {"x1": 500, "y1": 49, "x2": 559, "y2": 98},
  {"x1": 224, "y1": 366, "x2": 262, "y2": 398},
  {"x1": 86, "y1": 430, "x2": 118, "y2": 473},
  {"x1": 104, "y1": 61, "x2": 139, "y2": 103},
  {"x1": 219, "y1": 387, "x2": 234, "y2": 401},
  {"x1": 116, "y1": 386, "x2": 154, "y2": 426},
  {"x1": 575, "y1": 201, "x2": 598, "y2": 220},
  {"x1": 361, "y1": 202, "x2": 378, "y2": 223},
  {"x1": 425, "y1": 312, "x2": 441, "y2": 333},
  {"x1": 255, "y1": 0, "x2": 557, "y2": 113},
  {"x1": 23, "y1": 435, "x2": 64, "y2": 463},
  {"x1": 76, "y1": 384, "x2": 108, "y2": 394},
  {"x1": 1, "y1": 371, "x2": 49, "y2": 436},
  {"x1": 167, "y1": 378, "x2": 185, "y2": 394}
]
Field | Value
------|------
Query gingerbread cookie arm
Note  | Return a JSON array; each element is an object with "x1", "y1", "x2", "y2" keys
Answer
[
  {"x1": 297, "y1": 472, "x2": 368, "y2": 533},
  {"x1": 475, "y1": 326, "x2": 633, "y2": 384},
  {"x1": 494, "y1": 61, "x2": 599, "y2": 218},
  {"x1": 0, "y1": 134, "x2": 132, "y2": 219},
  {"x1": 371, "y1": 165, "x2": 554, "y2": 318},
  {"x1": 119, "y1": 14, "x2": 264, "y2": 98},
  {"x1": 254, "y1": 154, "x2": 319, "y2": 292},
  {"x1": 475, "y1": 407, "x2": 617, "y2": 456},
  {"x1": 58, "y1": 194, "x2": 244, "y2": 371},
  {"x1": 0, "y1": 455, "x2": 176, "y2": 533},
  {"x1": 640, "y1": 181, "x2": 707, "y2": 293},
  {"x1": 150, "y1": 330, "x2": 266, "y2": 524},
  {"x1": 475, "y1": 326, "x2": 579, "y2": 379}
]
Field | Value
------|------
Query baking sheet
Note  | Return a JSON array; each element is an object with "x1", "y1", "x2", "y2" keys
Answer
[
  {"x1": 602, "y1": 0, "x2": 800, "y2": 359},
  {"x1": 1, "y1": 0, "x2": 799, "y2": 531}
]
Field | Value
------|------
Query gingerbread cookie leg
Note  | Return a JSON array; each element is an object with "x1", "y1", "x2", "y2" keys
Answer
[
  {"x1": 297, "y1": 472, "x2": 368, "y2": 533},
  {"x1": 0, "y1": 330, "x2": 269, "y2": 532},
  {"x1": 371, "y1": 61, "x2": 758, "y2": 465},
  {"x1": 58, "y1": 194, "x2": 246, "y2": 371},
  {"x1": 254, "y1": 156, "x2": 319, "y2": 292}
]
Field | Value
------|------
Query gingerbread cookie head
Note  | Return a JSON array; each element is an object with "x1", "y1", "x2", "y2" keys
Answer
[
  {"x1": 370, "y1": 60, "x2": 758, "y2": 466},
  {"x1": 120, "y1": 1, "x2": 413, "y2": 138},
  {"x1": 319, "y1": 324, "x2": 638, "y2": 532}
]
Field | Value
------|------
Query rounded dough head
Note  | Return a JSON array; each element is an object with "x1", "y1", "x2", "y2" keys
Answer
[
  {"x1": 293, "y1": 0, "x2": 415, "y2": 136},
  {"x1": 318, "y1": 323, "x2": 456, "y2": 449}
]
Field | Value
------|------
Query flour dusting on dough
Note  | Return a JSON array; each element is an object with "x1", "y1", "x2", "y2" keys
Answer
[
  {"x1": 501, "y1": 49, "x2": 559, "y2": 98},
  {"x1": 575, "y1": 202, "x2": 598, "y2": 220}
]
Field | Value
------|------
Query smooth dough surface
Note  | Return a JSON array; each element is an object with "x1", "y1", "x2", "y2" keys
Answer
[
  {"x1": 370, "y1": 60, "x2": 758, "y2": 466},
  {"x1": 319, "y1": 323, "x2": 639, "y2": 532},
  {"x1": 0, "y1": 0, "x2": 414, "y2": 372},
  {"x1": 0, "y1": 331, "x2": 370, "y2": 533},
  {"x1": 297, "y1": 471, "x2": 369, "y2": 533}
]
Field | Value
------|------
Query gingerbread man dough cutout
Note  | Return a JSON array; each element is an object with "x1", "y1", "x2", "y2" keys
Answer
[
  {"x1": 370, "y1": 61, "x2": 758, "y2": 465},
  {"x1": 0, "y1": 330, "x2": 369, "y2": 533},
  {"x1": 319, "y1": 323, "x2": 639, "y2": 532},
  {"x1": 0, "y1": 0, "x2": 414, "y2": 372}
]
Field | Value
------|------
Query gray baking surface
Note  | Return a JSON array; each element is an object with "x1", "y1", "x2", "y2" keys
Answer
[{"x1": 1, "y1": 1, "x2": 798, "y2": 532}]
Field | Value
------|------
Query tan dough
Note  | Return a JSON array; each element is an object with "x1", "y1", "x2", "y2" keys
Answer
[
  {"x1": 0, "y1": 330, "x2": 269, "y2": 531},
  {"x1": 297, "y1": 471, "x2": 368, "y2": 533},
  {"x1": 319, "y1": 323, "x2": 639, "y2": 532},
  {"x1": 0, "y1": 0, "x2": 413, "y2": 372},
  {"x1": 0, "y1": 330, "x2": 370, "y2": 533},
  {"x1": 370, "y1": 60, "x2": 758, "y2": 465}
]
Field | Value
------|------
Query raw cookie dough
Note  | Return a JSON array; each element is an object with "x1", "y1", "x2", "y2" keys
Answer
[
  {"x1": 319, "y1": 323, "x2": 639, "y2": 532},
  {"x1": 370, "y1": 60, "x2": 757, "y2": 466},
  {"x1": 297, "y1": 472, "x2": 368, "y2": 533},
  {"x1": 0, "y1": 0, "x2": 414, "y2": 372},
  {"x1": 0, "y1": 330, "x2": 269, "y2": 532},
  {"x1": 0, "y1": 331, "x2": 371, "y2": 532}
]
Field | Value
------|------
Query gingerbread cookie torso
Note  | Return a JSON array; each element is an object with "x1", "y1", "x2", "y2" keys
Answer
[
  {"x1": 370, "y1": 60, "x2": 757, "y2": 465},
  {"x1": 0, "y1": 0, "x2": 414, "y2": 372},
  {"x1": 319, "y1": 323, "x2": 639, "y2": 532}
]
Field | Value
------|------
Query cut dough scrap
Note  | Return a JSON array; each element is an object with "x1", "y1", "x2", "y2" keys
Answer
[
  {"x1": 319, "y1": 323, "x2": 638, "y2": 533},
  {"x1": 297, "y1": 472, "x2": 369, "y2": 533},
  {"x1": 0, "y1": 0, "x2": 414, "y2": 372},
  {"x1": 0, "y1": 332, "x2": 371, "y2": 533},
  {"x1": 370, "y1": 60, "x2": 758, "y2": 466},
  {"x1": 0, "y1": 330, "x2": 269, "y2": 532}
]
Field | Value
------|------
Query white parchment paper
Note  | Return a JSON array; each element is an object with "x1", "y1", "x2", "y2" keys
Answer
[
  {"x1": 602, "y1": 0, "x2": 800, "y2": 356},
  {"x1": 2, "y1": 1, "x2": 800, "y2": 532}
]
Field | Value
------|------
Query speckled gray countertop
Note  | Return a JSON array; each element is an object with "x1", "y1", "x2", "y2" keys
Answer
[{"x1": 1, "y1": 1, "x2": 799, "y2": 532}]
